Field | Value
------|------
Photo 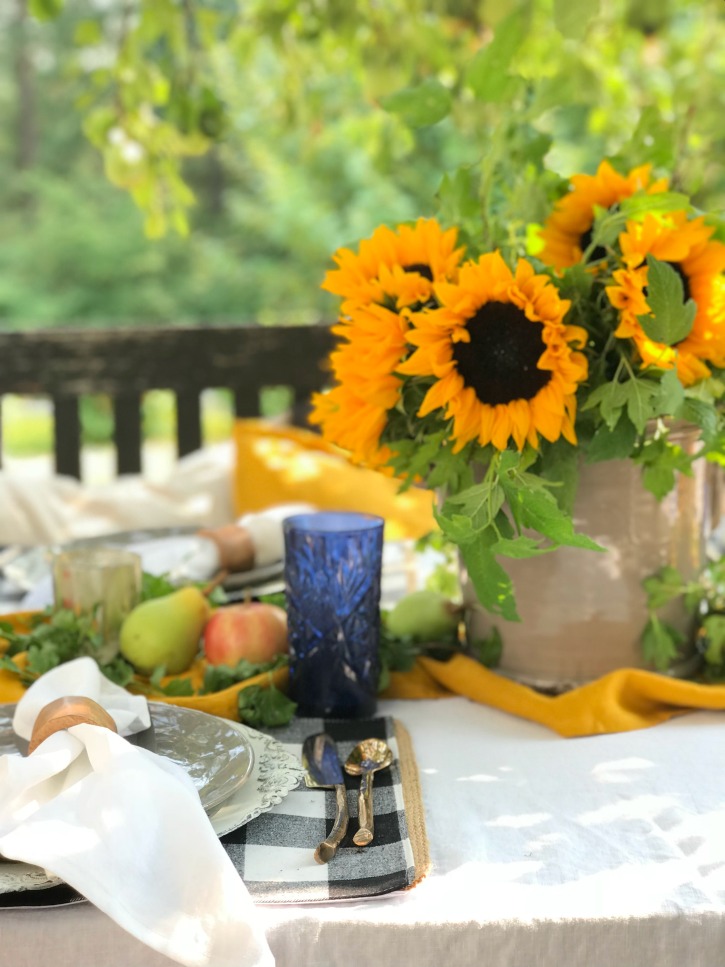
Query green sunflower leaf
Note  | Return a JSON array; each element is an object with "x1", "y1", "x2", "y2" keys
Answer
[
  {"x1": 439, "y1": 481, "x2": 505, "y2": 533},
  {"x1": 642, "y1": 464, "x2": 676, "y2": 500},
  {"x1": 655, "y1": 367, "x2": 686, "y2": 416},
  {"x1": 621, "y1": 378, "x2": 659, "y2": 433},
  {"x1": 634, "y1": 434, "x2": 693, "y2": 500},
  {"x1": 489, "y1": 536, "x2": 548, "y2": 558},
  {"x1": 500, "y1": 475, "x2": 604, "y2": 552},
  {"x1": 640, "y1": 615, "x2": 683, "y2": 670},
  {"x1": 589, "y1": 204, "x2": 624, "y2": 250},
  {"x1": 553, "y1": 0, "x2": 598, "y2": 39},
  {"x1": 642, "y1": 565, "x2": 685, "y2": 611},
  {"x1": 466, "y1": 12, "x2": 524, "y2": 103},
  {"x1": 492, "y1": 509, "x2": 515, "y2": 540},
  {"x1": 620, "y1": 193, "x2": 692, "y2": 218},
  {"x1": 677, "y1": 397, "x2": 719, "y2": 443},
  {"x1": 392, "y1": 431, "x2": 447, "y2": 483},
  {"x1": 585, "y1": 414, "x2": 638, "y2": 463},
  {"x1": 437, "y1": 167, "x2": 481, "y2": 224},
  {"x1": 29, "y1": 0, "x2": 64, "y2": 20},
  {"x1": 380, "y1": 78, "x2": 452, "y2": 128},
  {"x1": 556, "y1": 262, "x2": 594, "y2": 301},
  {"x1": 582, "y1": 380, "x2": 629, "y2": 429},
  {"x1": 434, "y1": 511, "x2": 476, "y2": 545},
  {"x1": 460, "y1": 541, "x2": 520, "y2": 622},
  {"x1": 418, "y1": 436, "x2": 475, "y2": 492},
  {"x1": 538, "y1": 442, "x2": 580, "y2": 515},
  {"x1": 637, "y1": 255, "x2": 697, "y2": 346}
]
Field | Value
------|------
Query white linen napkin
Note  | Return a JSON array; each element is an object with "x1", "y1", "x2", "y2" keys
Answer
[{"x1": 0, "y1": 658, "x2": 273, "y2": 967}]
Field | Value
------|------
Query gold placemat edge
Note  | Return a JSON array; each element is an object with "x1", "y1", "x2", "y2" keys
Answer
[{"x1": 393, "y1": 717, "x2": 432, "y2": 890}]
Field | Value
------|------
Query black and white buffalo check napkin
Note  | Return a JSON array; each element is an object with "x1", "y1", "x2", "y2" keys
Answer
[{"x1": 221, "y1": 715, "x2": 429, "y2": 903}]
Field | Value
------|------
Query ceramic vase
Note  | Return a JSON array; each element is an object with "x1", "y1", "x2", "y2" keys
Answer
[{"x1": 460, "y1": 425, "x2": 722, "y2": 690}]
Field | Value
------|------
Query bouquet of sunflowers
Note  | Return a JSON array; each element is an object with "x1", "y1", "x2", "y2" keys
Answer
[{"x1": 310, "y1": 161, "x2": 725, "y2": 622}]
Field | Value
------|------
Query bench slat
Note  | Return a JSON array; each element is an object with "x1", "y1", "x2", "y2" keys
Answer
[
  {"x1": 114, "y1": 393, "x2": 143, "y2": 476},
  {"x1": 233, "y1": 386, "x2": 260, "y2": 419},
  {"x1": 176, "y1": 391, "x2": 202, "y2": 458},
  {"x1": 53, "y1": 395, "x2": 81, "y2": 479}
]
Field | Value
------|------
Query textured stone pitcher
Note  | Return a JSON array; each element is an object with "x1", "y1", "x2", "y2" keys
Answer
[{"x1": 461, "y1": 425, "x2": 722, "y2": 690}]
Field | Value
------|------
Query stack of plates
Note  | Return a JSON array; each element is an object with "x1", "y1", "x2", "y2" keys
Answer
[{"x1": 0, "y1": 702, "x2": 304, "y2": 902}]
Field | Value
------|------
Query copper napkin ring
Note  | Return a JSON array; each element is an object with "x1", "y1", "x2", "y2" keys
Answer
[{"x1": 28, "y1": 696, "x2": 118, "y2": 754}]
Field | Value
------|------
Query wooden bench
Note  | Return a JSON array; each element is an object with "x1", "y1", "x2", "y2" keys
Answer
[{"x1": 0, "y1": 325, "x2": 335, "y2": 478}]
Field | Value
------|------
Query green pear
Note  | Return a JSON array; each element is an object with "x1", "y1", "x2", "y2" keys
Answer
[
  {"x1": 119, "y1": 586, "x2": 210, "y2": 676},
  {"x1": 386, "y1": 590, "x2": 460, "y2": 642}
]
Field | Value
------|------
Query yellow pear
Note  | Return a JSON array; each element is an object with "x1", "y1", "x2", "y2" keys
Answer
[{"x1": 119, "y1": 586, "x2": 210, "y2": 676}]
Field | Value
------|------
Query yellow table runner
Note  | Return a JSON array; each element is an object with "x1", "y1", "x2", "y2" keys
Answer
[
  {"x1": 4, "y1": 612, "x2": 725, "y2": 736},
  {"x1": 382, "y1": 654, "x2": 725, "y2": 737}
]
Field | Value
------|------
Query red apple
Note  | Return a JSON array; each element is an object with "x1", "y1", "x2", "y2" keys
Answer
[{"x1": 203, "y1": 602, "x2": 288, "y2": 666}]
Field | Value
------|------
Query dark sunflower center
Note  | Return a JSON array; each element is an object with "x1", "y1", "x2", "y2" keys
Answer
[
  {"x1": 579, "y1": 226, "x2": 608, "y2": 262},
  {"x1": 404, "y1": 262, "x2": 433, "y2": 280},
  {"x1": 451, "y1": 301, "x2": 551, "y2": 406}
]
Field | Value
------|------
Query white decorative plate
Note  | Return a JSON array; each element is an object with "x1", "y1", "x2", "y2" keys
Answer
[
  {"x1": 207, "y1": 722, "x2": 304, "y2": 836},
  {"x1": 0, "y1": 723, "x2": 303, "y2": 898}
]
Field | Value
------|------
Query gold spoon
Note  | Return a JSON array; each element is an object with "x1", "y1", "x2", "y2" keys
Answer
[{"x1": 344, "y1": 738, "x2": 393, "y2": 847}]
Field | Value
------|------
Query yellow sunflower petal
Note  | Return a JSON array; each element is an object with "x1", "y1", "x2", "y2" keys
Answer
[
  {"x1": 607, "y1": 213, "x2": 725, "y2": 385},
  {"x1": 539, "y1": 160, "x2": 669, "y2": 269},
  {"x1": 399, "y1": 253, "x2": 587, "y2": 452}
]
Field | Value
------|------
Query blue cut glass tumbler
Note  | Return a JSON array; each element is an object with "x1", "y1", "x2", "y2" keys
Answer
[{"x1": 283, "y1": 512, "x2": 385, "y2": 718}]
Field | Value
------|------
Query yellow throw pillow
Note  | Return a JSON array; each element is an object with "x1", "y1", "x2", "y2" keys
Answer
[{"x1": 232, "y1": 419, "x2": 437, "y2": 541}]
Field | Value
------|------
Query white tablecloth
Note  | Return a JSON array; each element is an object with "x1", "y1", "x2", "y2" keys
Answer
[{"x1": 3, "y1": 696, "x2": 725, "y2": 966}]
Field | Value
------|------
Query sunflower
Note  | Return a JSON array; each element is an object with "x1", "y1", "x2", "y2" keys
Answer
[
  {"x1": 396, "y1": 253, "x2": 589, "y2": 451},
  {"x1": 321, "y1": 217, "x2": 464, "y2": 312},
  {"x1": 309, "y1": 302, "x2": 410, "y2": 468},
  {"x1": 605, "y1": 212, "x2": 725, "y2": 385},
  {"x1": 538, "y1": 160, "x2": 669, "y2": 269}
]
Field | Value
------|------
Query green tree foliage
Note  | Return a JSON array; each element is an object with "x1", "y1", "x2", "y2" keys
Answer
[{"x1": 0, "y1": 0, "x2": 724, "y2": 327}]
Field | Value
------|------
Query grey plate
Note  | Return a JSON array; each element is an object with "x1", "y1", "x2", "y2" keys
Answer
[{"x1": 0, "y1": 701, "x2": 254, "y2": 813}]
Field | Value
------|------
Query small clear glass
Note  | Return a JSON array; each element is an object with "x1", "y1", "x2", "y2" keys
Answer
[
  {"x1": 52, "y1": 547, "x2": 142, "y2": 664},
  {"x1": 283, "y1": 512, "x2": 384, "y2": 718}
]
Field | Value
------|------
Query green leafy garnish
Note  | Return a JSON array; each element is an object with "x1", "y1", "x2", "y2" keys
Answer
[
  {"x1": 378, "y1": 619, "x2": 421, "y2": 692},
  {"x1": 641, "y1": 556, "x2": 725, "y2": 673},
  {"x1": 257, "y1": 591, "x2": 287, "y2": 609},
  {"x1": 469, "y1": 627, "x2": 503, "y2": 668},
  {"x1": 101, "y1": 656, "x2": 136, "y2": 688},
  {"x1": 0, "y1": 608, "x2": 138, "y2": 687},
  {"x1": 237, "y1": 682, "x2": 297, "y2": 728},
  {"x1": 141, "y1": 571, "x2": 227, "y2": 606},
  {"x1": 201, "y1": 654, "x2": 288, "y2": 695},
  {"x1": 148, "y1": 665, "x2": 195, "y2": 697},
  {"x1": 140, "y1": 572, "x2": 178, "y2": 602}
]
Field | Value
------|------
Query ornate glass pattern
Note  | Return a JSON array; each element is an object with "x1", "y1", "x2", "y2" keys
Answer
[{"x1": 283, "y1": 512, "x2": 384, "y2": 718}]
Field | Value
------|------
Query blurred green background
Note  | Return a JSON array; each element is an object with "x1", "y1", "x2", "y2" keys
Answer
[{"x1": 1, "y1": 0, "x2": 724, "y2": 461}]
